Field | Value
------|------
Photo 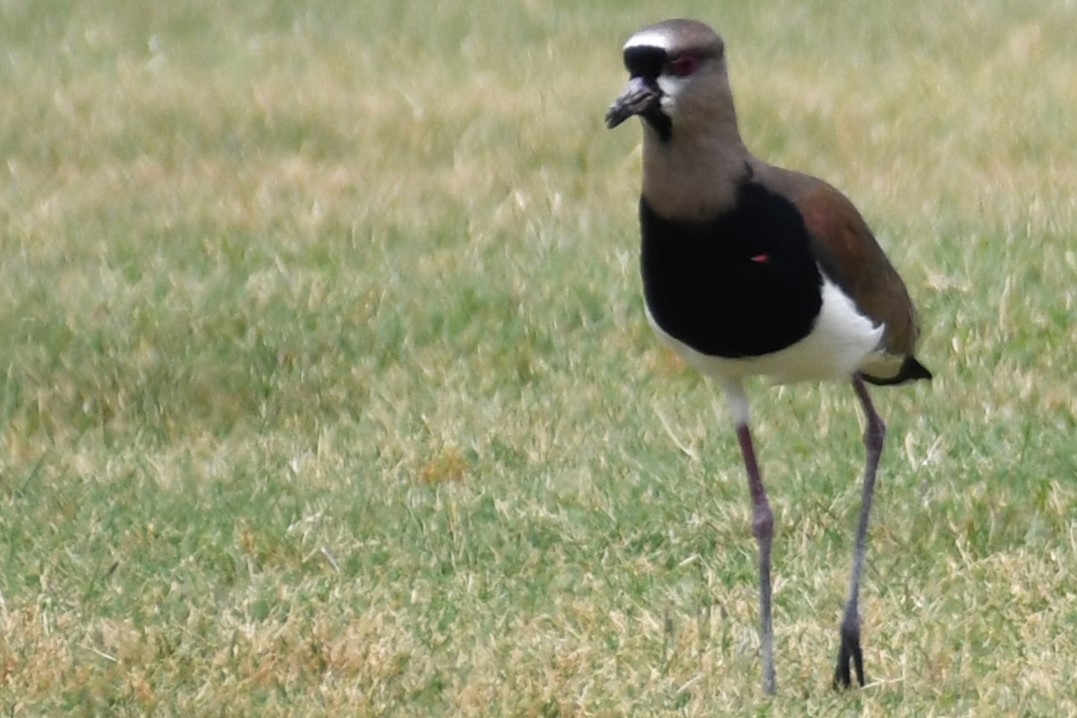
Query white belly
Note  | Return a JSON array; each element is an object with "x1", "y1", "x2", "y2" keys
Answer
[{"x1": 648, "y1": 279, "x2": 888, "y2": 385}]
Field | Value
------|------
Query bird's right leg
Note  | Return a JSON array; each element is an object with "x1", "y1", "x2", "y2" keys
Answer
[
  {"x1": 725, "y1": 383, "x2": 776, "y2": 695},
  {"x1": 736, "y1": 422, "x2": 776, "y2": 695}
]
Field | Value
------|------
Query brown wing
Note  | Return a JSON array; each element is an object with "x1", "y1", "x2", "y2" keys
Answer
[
  {"x1": 757, "y1": 166, "x2": 921, "y2": 358},
  {"x1": 794, "y1": 182, "x2": 920, "y2": 358},
  {"x1": 802, "y1": 183, "x2": 936, "y2": 385}
]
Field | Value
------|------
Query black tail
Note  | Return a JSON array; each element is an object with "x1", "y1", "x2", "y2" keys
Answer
[{"x1": 861, "y1": 356, "x2": 933, "y2": 387}]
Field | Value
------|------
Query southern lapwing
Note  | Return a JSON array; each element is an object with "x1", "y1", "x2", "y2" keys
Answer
[{"x1": 605, "y1": 19, "x2": 932, "y2": 694}]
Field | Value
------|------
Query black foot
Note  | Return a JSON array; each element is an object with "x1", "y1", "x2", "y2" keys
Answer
[{"x1": 832, "y1": 621, "x2": 865, "y2": 689}]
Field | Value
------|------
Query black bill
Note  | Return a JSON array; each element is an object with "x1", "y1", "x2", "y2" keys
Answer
[{"x1": 605, "y1": 76, "x2": 661, "y2": 129}]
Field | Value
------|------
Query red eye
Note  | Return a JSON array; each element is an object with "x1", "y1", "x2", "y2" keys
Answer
[{"x1": 669, "y1": 54, "x2": 700, "y2": 77}]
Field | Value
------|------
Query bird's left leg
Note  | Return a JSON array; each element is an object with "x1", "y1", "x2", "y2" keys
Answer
[{"x1": 834, "y1": 374, "x2": 886, "y2": 689}]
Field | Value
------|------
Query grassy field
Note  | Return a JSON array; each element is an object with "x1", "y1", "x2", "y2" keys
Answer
[{"x1": 1, "y1": 0, "x2": 1074, "y2": 715}]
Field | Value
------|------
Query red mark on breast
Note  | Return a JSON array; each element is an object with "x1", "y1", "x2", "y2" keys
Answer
[{"x1": 750, "y1": 254, "x2": 770, "y2": 264}]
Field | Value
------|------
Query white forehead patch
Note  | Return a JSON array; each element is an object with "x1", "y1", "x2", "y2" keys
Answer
[{"x1": 623, "y1": 28, "x2": 673, "y2": 52}]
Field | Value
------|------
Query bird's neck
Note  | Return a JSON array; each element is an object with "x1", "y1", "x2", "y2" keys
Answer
[{"x1": 640, "y1": 119, "x2": 752, "y2": 221}]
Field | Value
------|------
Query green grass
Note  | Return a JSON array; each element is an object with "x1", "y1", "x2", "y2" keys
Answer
[{"x1": 1, "y1": 0, "x2": 1074, "y2": 715}]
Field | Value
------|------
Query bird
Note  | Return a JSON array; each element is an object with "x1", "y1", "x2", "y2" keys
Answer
[{"x1": 604, "y1": 19, "x2": 932, "y2": 695}]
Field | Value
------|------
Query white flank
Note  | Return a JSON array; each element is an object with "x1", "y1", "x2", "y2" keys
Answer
[{"x1": 648, "y1": 278, "x2": 885, "y2": 387}]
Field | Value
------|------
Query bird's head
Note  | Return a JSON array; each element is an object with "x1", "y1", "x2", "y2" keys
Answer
[{"x1": 605, "y1": 19, "x2": 733, "y2": 143}]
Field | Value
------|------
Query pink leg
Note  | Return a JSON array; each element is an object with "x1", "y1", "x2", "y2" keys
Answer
[{"x1": 736, "y1": 423, "x2": 776, "y2": 695}]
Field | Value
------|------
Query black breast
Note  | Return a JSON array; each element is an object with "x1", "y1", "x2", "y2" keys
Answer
[{"x1": 640, "y1": 182, "x2": 823, "y2": 358}]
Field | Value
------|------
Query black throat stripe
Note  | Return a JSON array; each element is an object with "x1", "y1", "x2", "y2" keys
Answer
[
  {"x1": 623, "y1": 46, "x2": 673, "y2": 141},
  {"x1": 640, "y1": 182, "x2": 824, "y2": 358}
]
